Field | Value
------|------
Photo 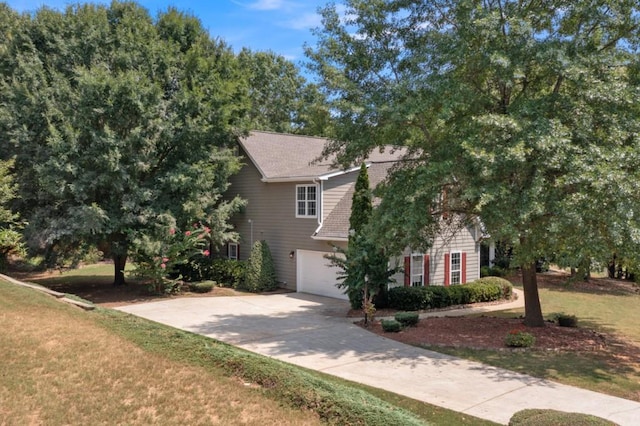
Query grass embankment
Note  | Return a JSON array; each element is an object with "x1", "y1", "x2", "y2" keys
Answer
[
  {"x1": 426, "y1": 281, "x2": 640, "y2": 402},
  {"x1": 0, "y1": 277, "x2": 494, "y2": 425}
]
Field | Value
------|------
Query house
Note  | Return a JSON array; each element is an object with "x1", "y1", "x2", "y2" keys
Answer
[{"x1": 225, "y1": 131, "x2": 482, "y2": 300}]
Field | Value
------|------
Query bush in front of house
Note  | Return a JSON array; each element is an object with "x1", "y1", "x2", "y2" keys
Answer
[
  {"x1": 239, "y1": 240, "x2": 278, "y2": 292},
  {"x1": 480, "y1": 265, "x2": 507, "y2": 277},
  {"x1": 509, "y1": 409, "x2": 617, "y2": 426},
  {"x1": 189, "y1": 280, "x2": 215, "y2": 293},
  {"x1": 472, "y1": 276, "x2": 513, "y2": 300},
  {"x1": 381, "y1": 319, "x2": 402, "y2": 332},
  {"x1": 387, "y1": 278, "x2": 512, "y2": 311},
  {"x1": 394, "y1": 312, "x2": 419, "y2": 327},
  {"x1": 211, "y1": 259, "x2": 246, "y2": 288},
  {"x1": 388, "y1": 286, "x2": 432, "y2": 311}
]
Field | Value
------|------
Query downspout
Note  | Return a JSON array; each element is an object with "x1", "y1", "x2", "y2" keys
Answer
[{"x1": 313, "y1": 178, "x2": 323, "y2": 235}]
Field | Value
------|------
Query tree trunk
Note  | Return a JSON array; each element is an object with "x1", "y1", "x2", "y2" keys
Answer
[
  {"x1": 113, "y1": 253, "x2": 127, "y2": 286},
  {"x1": 521, "y1": 262, "x2": 545, "y2": 327}
]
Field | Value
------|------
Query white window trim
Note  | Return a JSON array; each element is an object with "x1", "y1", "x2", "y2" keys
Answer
[
  {"x1": 450, "y1": 250, "x2": 462, "y2": 285},
  {"x1": 411, "y1": 253, "x2": 424, "y2": 287},
  {"x1": 295, "y1": 184, "x2": 318, "y2": 218},
  {"x1": 228, "y1": 243, "x2": 238, "y2": 260}
]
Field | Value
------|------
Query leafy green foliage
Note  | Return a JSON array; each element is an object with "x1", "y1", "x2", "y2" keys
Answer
[
  {"x1": 130, "y1": 223, "x2": 210, "y2": 294},
  {"x1": 381, "y1": 319, "x2": 402, "y2": 333},
  {"x1": 241, "y1": 240, "x2": 277, "y2": 292},
  {"x1": 326, "y1": 164, "x2": 396, "y2": 309},
  {"x1": 394, "y1": 312, "x2": 419, "y2": 327},
  {"x1": 509, "y1": 409, "x2": 617, "y2": 425},
  {"x1": 189, "y1": 280, "x2": 215, "y2": 293},
  {"x1": 388, "y1": 280, "x2": 511, "y2": 311},
  {"x1": 555, "y1": 313, "x2": 579, "y2": 328},
  {"x1": 504, "y1": 330, "x2": 535, "y2": 348},
  {"x1": 0, "y1": 159, "x2": 23, "y2": 270},
  {"x1": 0, "y1": 3, "x2": 246, "y2": 283},
  {"x1": 238, "y1": 49, "x2": 330, "y2": 136},
  {"x1": 308, "y1": 0, "x2": 640, "y2": 326}
]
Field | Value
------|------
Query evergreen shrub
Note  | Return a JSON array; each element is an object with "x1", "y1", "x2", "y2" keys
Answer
[
  {"x1": 240, "y1": 240, "x2": 277, "y2": 292},
  {"x1": 394, "y1": 312, "x2": 419, "y2": 327},
  {"x1": 381, "y1": 319, "x2": 402, "y2": 332}
]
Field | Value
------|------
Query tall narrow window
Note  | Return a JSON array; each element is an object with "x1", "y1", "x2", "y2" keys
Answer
[
  {"x1": 450, "y1": 251, "x2": 461, "y2": 284},
  {"x1": 296, "y1": 184, "x2": 317, "y2": 218},
  {"x1": 411, "y1": 254, "x2": 424, "y2": 286},
  {"x1": 228, "y1": 243, "x2": 238, "y2": 260}
]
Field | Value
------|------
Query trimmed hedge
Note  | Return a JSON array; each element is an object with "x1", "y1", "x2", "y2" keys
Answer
[
  {"x1": 388, "y1": 277, "x2": 513, "y2": 311},
  {"x1": 381, "y1": 319, "x2": 402, "y2": 332},
  {"x1": 394, "y1": 312, "x2": 419, "y2": 327},
  {"x1": 509, "y1": 409, "x2": 617, "y2": 425},
  {"x1": 189, "y1": 280, "x2": 215, "y2": 293}
]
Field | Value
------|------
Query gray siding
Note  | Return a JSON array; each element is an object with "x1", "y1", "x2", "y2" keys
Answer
[
  {"x1": 227, "y1": 153, "x2": 346, "y2": 291},
  {"x1": 390, "y1": 221, "x2": 481, "y2": 287},
  {"x1": 321, "y1": 171, "x2": 356, "y2": 222}
]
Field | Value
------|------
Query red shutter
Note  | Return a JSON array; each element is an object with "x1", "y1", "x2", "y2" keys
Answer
[
  {"x1": 404, "y1": 256, "x2": 411, "y2": 286},
  {"x1": 444, "y1": 253, "x2": 450, "y2": 286},
  {"x1": 461, "y1": 252, "x2": 467, "y2": 283},
  {"x1": 424, "y1": 255, "x2": 430, "y2": 286}
]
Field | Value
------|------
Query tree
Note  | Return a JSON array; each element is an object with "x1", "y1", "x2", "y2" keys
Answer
[
  {"x1": 0, "y1": 3, "x2": 246, "y2": 285},
  {"x1": 327, "y1": 164, "x2": 395, "y2": 312},
  {"x1": 237, "y1": 48, "x2": 331, "y2": 136},
  {"x1": 308, "y1": 0, "x2": 640, "y2": 326},
  {"x1": 0, "y1": 158, "x2": 24, "y2": 270}
]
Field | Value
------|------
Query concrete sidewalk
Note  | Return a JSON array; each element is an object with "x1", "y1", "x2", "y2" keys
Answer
[{"x1": 116, "y1": 292, "x2": 640, "y2": 425}]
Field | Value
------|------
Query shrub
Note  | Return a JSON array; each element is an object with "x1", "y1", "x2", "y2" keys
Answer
[
  {"x1": 509, "y1": 408, "x2": 617, "y2": 425},
  {"x1": 210, "y1": 259, "x2": 246, "y2": 288},
  {"x1": 388, "y1": 278, "x2": 512, "y2": 311},
  {"x1": 189, "y1": 280, "x2": 215, "y2": 293},
  {"x1": 381, "y1": 319, "x2": 402, "y2": 332},
  {"x1": 480, "y1": 265, "x2": 507, "y2": 277},
  {"x1": 504, "y1": 329, "x2": 535, "y2": 348},
  {"x1": 388, "y1": 286, "x2": 432, "y2": 311},
  {"x1": 473, "y1": 276, "x2": 513, "y2": 299},
  {"x1": 428, "y1": 286, "x2": 450, "y2": 308},
  {"x1": 240, "y1": 240, "x2": 278, "y2": 292},
  {"x1": 556, "y1": 313, "x2": 578, "y2": 327},
  {"x1": 394, "y1": 312, "x2": 419, "y2": 327}
]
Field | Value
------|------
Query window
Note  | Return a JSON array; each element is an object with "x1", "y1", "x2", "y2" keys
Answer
[
  {"x1": 411, "y1": 254, "x2": 424, "y2": 287},
  {"x1": 404, "y1": 254, "x2": 429, "y2": 287},
  {"x1": 450, "y1": 251, "x2": 461, "y2": 284},
  {"x1": 296, "y1": 184, "x2": 317, "y2": 218},
  {"x1": 228, "y1": 243, "x2": 238, "y2": 260}
]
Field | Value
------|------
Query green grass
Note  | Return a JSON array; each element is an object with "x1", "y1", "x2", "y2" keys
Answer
[
  {"x1": 1, "y1": 276, "x2": 496, "y2": 425},
  {"x1": 425, "y1": 283, "x2": 640, "y2": 401}
]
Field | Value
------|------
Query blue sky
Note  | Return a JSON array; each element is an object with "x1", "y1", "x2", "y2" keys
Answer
[{"x1": 5, "y1": 0, "x2": 333, "y2": 63}]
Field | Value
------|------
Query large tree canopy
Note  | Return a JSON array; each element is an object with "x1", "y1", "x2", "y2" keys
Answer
[
  {"x1": 238, "y1": 48, "x2": 332, "y2": 136},
  {"x1": 308, "y1": 0, "x2": 640, "y2": 326},
  {"x1": 0, "y1": 2, "x2": 247, "y2": 284}
]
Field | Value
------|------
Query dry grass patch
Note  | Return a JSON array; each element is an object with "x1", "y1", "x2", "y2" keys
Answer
[{"x1": 0, "y1": 281, "x2": 320, "y2": 425}]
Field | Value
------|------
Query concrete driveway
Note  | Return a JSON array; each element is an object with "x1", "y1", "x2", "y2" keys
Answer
[{"x1": 117, "y1": 293, "x2": 640, "y2": 425}]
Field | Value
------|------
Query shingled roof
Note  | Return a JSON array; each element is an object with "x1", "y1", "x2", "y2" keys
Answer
[{"x1": 240, "y1": 131, "x2": 403, "y2": 181}]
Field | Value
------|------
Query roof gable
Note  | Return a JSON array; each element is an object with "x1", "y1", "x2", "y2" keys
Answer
[{"x1": 240, "y1": 131, "x2": 404, "y2": 181}]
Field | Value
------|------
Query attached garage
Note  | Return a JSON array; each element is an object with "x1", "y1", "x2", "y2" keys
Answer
[{"x1": 296, "y1": 249, "x2": 348, "y2": 300}]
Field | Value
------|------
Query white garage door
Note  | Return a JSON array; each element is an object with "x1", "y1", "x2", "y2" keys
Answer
[{"x1": 296, "y1": 250, "x2": 348, "y2": 300}]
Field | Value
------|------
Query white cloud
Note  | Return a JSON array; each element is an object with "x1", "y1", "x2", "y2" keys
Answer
[
  {"x1": 247, "y1": 0, "x2": 286, "y2": 10},
  {"x1": 285, "y1": 12, "x2": 322, "y2": 30}
]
